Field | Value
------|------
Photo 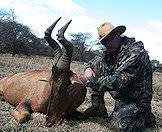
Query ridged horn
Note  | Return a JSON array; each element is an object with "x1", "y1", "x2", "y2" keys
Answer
[
  {"x1": 56, "y1": 20, "x2": 73, "y2": 71},
  {"x1": 44, "y1": 17, "x2": 62, "y2": 55},
  {"x1": 45, "y1": 17, "x2": 61, "y2": 36}
]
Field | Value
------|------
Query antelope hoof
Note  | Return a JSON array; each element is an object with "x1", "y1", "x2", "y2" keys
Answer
[{"x1": 11, "y1": 109, "x2": 31, "y2": 123}]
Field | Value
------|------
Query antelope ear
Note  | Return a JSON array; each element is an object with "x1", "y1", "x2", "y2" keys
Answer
[{"x1": 69, "y1": 72, "x2": 83, "y2": 84}]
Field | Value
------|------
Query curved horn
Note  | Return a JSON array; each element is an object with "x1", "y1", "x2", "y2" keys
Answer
[
  {"x1": 44, "y1": 17, "x2": 62, "y2": 55},
  {"x1": 45, "y1": 17, "x2": 61, "y2": 37},
  {"x1": 57, "y1": 20, "x2": 72, "y2": 44},
  {"x1": 56, "y1": 20, "x2": 73, "y2": 71}
]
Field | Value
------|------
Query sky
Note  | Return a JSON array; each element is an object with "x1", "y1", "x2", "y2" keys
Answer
[{"x1": 0, "y1": 0, "x2": 162, "y2": 62}]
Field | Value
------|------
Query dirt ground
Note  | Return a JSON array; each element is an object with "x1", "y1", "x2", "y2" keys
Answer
[{"x1": 0, "y1": 54, "x2": 162, "y2": 132}]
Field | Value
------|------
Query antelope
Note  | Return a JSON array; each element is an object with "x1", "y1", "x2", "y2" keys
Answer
[{"x1": 0, "y1": 17, "x2": 86, "y2": 127}]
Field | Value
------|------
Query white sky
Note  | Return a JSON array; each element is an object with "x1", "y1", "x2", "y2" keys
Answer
[{"x1": 0, "y1": 0, "x2": 162, "y2": 62}]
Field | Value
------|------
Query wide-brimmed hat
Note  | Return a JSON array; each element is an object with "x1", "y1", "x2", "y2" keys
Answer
[{"x1": 97, "y1": 22, "x2": 126, "y2": 42}]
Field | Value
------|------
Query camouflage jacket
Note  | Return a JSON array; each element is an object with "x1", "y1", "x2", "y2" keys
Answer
[{"x1": 87, "y1": 37, "x2": 153, "y2": 108}]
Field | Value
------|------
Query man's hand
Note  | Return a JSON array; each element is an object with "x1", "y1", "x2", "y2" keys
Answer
[{"x1": 83, "y1": 68, "x2": 96, "y2": 83}]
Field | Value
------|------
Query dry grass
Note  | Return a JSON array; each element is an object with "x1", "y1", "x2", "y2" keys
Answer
[{"x1": 0, "y1": 54, "x2": 161, "y2": 132}]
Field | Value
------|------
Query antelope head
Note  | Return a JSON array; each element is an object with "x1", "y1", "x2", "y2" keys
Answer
[
  {"x1": 44, "y1": 18, "x2": 74, "y2": 126},
  {"x1": 44, "y1": 17, "x2": 73, "y2": 92}
]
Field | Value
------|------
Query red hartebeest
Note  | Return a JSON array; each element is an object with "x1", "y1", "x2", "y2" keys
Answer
[{"x1": 0, "y1": 17, "x2": 86, "y2": 126}]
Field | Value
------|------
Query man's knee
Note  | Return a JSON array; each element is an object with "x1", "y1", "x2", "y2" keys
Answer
[{"x1": 109, "y1": 103, "x2": 145, "y2": 131}]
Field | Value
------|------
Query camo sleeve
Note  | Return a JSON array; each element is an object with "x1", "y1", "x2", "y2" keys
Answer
[
  {"x1": 85, "y1": 55, "x2": 103, "y2": 71},
  {"x1": 98, "y1": 44, "x2": 144, "y2": 92}
]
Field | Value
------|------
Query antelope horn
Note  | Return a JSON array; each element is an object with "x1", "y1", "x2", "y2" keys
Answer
[
  {"x1": 57, "y1": 20, "x2": 72, "y2": 44},
  {"x1": 56, "y1": 20, "x2": 73, "y2": 71},
  {"x1": 44, "y1": 17, "x2": 62, "y2": 54},
  {"x1": 45, "y1": 17, "x2": 61, "y2": 36},
  {"x1": 47, "y1": 19, "x2": 73, "y2": 117}
]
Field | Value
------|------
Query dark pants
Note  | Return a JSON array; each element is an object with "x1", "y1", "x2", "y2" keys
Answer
[
  {"x1": 87, "y1": 56, "x2": 156, "y2": 131},
  {"x1": 108, "y1": 100, "x2": 156, "y2": 132}
]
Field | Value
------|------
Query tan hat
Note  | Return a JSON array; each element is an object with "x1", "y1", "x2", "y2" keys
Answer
[{"x1": 97, "y1": 22, "x2": 126, "y2": 42}]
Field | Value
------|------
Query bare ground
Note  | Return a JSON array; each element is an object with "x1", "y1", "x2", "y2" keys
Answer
[{"x1": 0, "y1": 54, "x2": 162, "y2": 132}]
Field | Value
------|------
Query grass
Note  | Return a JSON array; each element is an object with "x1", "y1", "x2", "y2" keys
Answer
[{"x1": 0, "y1": 54, "x2": 162, "y2": 132}]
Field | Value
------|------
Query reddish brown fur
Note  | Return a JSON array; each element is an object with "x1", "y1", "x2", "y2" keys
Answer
[{"x1": 0, "y1": 69, "x2": 86, "y2": 126}]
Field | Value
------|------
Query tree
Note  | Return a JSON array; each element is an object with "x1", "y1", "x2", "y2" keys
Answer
[
  {"x1": 0, "y1": 8, "x2": 43, "y2": 56},
  {"x1": 0, "y1": 19, "x2": 42, "y2": 56},
  {"x1": 69, "y1": 32, "x2": 91, "y2": 62},
  {"x1": 0, "y1": 8, "x2": 16, "y2": 21},
  {"x1": 151, "y1": 59, "x2": 160, "y2": 67},
  {"x1": 88, "y1": 40, "x2": 105, "y2": 51}
]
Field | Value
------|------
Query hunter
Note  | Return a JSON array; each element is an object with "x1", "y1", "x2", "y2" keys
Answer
[{"x1": 83, "y1": 22, "x2": 156, "y2": 131}]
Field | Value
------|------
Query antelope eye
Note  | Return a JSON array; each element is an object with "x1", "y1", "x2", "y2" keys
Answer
[
  {"x1": 57, "y1": 74, "x2": 64, "y2": 81},
  {"x1": 57, "y1": 77, "x2": 61, "y2": 81}
]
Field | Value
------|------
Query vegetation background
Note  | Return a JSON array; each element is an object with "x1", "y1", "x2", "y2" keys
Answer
[
  {"x1": 0, "y1": 54, "x2": 162, "y2": 132},
  {"x1": 0, "y1": 9, "x2": 162, "y2": 132}
]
